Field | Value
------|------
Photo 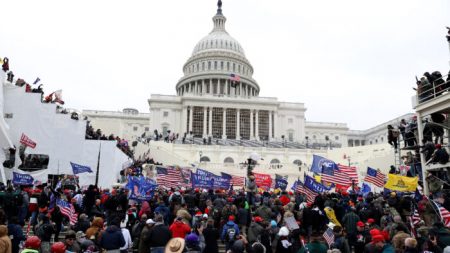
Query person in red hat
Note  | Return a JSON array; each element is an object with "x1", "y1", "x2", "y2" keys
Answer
[
  {"x1": 221, "y1": 215, "x2": 240, "y2": 252},
  {"x1": 371, "y1": 234, "x2": 394, "y2": 253},
  {"x1": 50, "y1": 242, "x2": 66, "y2": 253},
  {"x1": 355, "y1": 221, "x2": 370, "y2": 253},
  {"x1": 247, "y1": 216, "x2": 264, "y2": 244},
  {"x1": 22, "y1": 236, "x2": 41, "y2": 253}
]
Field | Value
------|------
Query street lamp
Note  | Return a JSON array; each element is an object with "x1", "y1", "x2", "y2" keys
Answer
[
  {"x1": 305, "y1": 136, "x2": 309, "y2": 148},
  {"x1": 199, "y1": 151, "x2": 203, "y2": 163}
]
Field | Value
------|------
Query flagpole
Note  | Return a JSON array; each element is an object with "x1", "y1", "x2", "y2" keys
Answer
[{"x1": 95, "y1": 142, "x2": 102, "y2": 187}]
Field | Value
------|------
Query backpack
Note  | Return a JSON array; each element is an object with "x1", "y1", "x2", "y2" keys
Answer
[
  {"x1": 225, "y1": 225, "x2": 236, "y2": 242},
  {"x1": 438, "y1": 150, "x2": 449, "y2": 164},
  {"x1": 35, "y1": 224, "x2": 48, "y2": 239}
]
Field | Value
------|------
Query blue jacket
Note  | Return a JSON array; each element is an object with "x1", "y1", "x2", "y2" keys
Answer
[
  {"x1": 221, "y1": 221, "x2": 239, "y2": 241},
  {"x1": 100, "y1": 225, "x2": 126, "y2": 250}
]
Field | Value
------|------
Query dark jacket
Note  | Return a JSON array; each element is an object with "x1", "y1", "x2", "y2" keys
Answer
[
  {"x1": 7, "y1": 223, "x2": 25, "y2": 253},
  {"x1": 147, "y1": 223, "x2": 171, "y2": 248},
  {"x1": 203, "y1": 225, "x2": 219, "y2": 253},
  {"x1": 99, "y1": 225, "x2": 126, "y2": 250},
  {"x1": 247, "y1": 222, "x2": 263, "y2": 244}
]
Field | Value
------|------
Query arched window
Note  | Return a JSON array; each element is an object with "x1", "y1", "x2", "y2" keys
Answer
[
  {"x1": 208, "y1": 61, "x2": 211, "y2": 70},
  {"x1": 214, "y1": 61, "x2": 217, "y2": 70},
  {"x1": 270, "y1": 158, "x2": 281, "y2": 164},
  {"x1": 224, "y1": 157, "x2": 234, "y2": 164},
  {"x1": 202, "y1": 62, "x2": 205, "y2": 71},
  {"x1": 221, "y1": 61, "x2": 224, "y2": 70},
  {"x1": 293, "y1": 160, "x2": 302, "y2": 166},
  {"x1": 200, "y1": 156, "x2": 211, "y2": 162}
]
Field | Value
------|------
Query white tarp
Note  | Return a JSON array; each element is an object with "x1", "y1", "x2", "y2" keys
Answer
[{"x1": 2, "y1": 86, "x2": 129, "y2": 188}]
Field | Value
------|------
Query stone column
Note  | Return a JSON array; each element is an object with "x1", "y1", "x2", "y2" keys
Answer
[
  {"x1": 181, "y1": 106, "x2": 188, "y2": 135},
  {"x1": 208, "y1": 107, "x2": 213, "y2": 136},
  {"x1": 203, "y1": 107, "x2": 207, "y2": 137},
  {"x1": 216, "y1": 79, "x2": 220, "y2": 95},
  {"x1": 250, "y1": 110, "x2": 254, "y2": 139},
  {"x1": 222, "y1": 108, "x2": 227, "y2": 139},
  {"x1": 189, "y1": 106, "x2": 193, "y2": 135},
  {"x1": 269, "y1": 110, "x2": 273, "y2": 140},
  {"x1": 255, "y1": 110, "x2": 259, "y2": 140},
  {"x1": 202, "y1": 79, "x2": 206, "y2": 95},
  {"x1": 209, "y1": 80, "x2": 212, "y2": 94},
  {"x1": 236, "y1": 109, "x2": 240, "y2": 140},
  {"x1": 273, "y1": 111, "x2": 278, "y2": 140}
]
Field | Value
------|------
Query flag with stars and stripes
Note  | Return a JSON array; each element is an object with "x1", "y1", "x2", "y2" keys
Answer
[
  {"x1": 321, "y1": 165, "x2": 351, "y2": 186},
  {"x1": 323, "y1": 227, "x2": 335, "y2": 247},
  {"x1": 156, "y1": 166, "x2": 185, "y2": 189},
  {"x1": 56, "y1": 199, "x2": 78, "y2": 225},
  {"x1": 292, "y1": 180, "x2": 318, "y2": 204},
  {"x1": 432, "y1": 200, "x2": 450, "y2": 227},
  {"x1": 221, "y1": 172, "x2": 245, "y2": 187},
  {"x1": 364, "y1": 167, "x2": 386, "y2": 188},
  {"x1": 338, "y1": 164, "x2": 358, "y2": 184}
]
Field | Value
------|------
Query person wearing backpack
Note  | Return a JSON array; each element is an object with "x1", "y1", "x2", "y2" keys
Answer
[{"x1": 221, "y1": 215, "x2": 240, "y2": 252}]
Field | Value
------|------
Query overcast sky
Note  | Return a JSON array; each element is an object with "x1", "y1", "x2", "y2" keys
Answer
[{"x1": 1, "y1": 0, "x2": 449, "y2": 130}]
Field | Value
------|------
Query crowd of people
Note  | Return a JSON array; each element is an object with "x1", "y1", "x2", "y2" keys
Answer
[
  {"x1": 85, "y1": 123, "x2": 134, "y2": 158},
  {"x1": 0, "y1": 170, "x2": 447, "y2": 253},
  {"x1": 416, "y1": 70, "x2": 450, "y2": 104}
]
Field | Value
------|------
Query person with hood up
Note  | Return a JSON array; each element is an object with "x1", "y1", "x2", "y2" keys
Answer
[
  {"x1": 99, "y1": 218, "x2": 126, "y2": 252},
  {"x1": 0, "y1": 225, "x2": 11, "y2": 253},
  {"x1": 169, "y1": 217, "x2": 191, "y2": 238},
  {"x1": 147, "y1": 214, "x2": 172, "y2": 253},
  {"x1": 221, "y1": 215, "x2": 240, "y2": 252},
  {"x1": 203, "y1": 218, "x2": 219, "y2": 253}
]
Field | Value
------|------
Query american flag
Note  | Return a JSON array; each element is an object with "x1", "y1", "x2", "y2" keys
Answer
[
  {"x1": 20, "y1": 133, "x2": 36, "y2": 149},
  {"x1": 338, "y1": 164, "x2": 358, "y2": 184},
  {"x1": 364, "y1": 167, "x2": 386, "y2": 188},
  {"x1": 229, "y1": 73, "x2": 241, "y2": 82},
  {"x1": 323, "y1": 227, "x2": 335, "y2": 247},
  {"x1": 221, "y1": 172, "x2": 245, "y2": 187},
  {"x1": 156, "y1": 166, "x2": 187, "y2": 189},
  {"x1": 433, "y1": 200, "x2": 450, "y2": 227},
  {"x1": 411, "y1": 206, "x2": 421, "y2": 226},
  {"x1": 321, "y1": 166, "x2": 351, "y2": 186},
  {"x1": 292, "y1": 180, "x2": 317, "y2": 204},
  {"x1": 56, "y1": 199, "x2": 78, "y2": 225}
]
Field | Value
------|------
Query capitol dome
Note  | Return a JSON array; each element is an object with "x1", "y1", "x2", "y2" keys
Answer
[{"x1": 176, "y1": 1, "x2": 260, "y2": 98}]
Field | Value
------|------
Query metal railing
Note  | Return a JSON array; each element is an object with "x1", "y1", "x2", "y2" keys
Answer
[{"x1": 416, "y1": 73, "x2": 450, "y2": 104}]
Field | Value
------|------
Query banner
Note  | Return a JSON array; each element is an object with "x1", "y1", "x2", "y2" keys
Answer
[
  {"x1": 70, "y1": 162, "x2": 93, "y2": 174},
  {"x1": 192, "y1": 169, "x2": 230, "y2": 189},
  {"x1": 384, "y1": 174, "x2": 419, "y2": 192},
  {"x1": 253, "y1": 172, "x2": 272, "y2": 190},
  {"x1": 12, "y1": 172, "x2": 34, "y2": 185},
  {"x1": 304, "y1": 175, "x2": 329, "y2": 193},
  {"x1": 275, "y1": 178, "x2": 288, "y2": 191},
  {"x1": 311, "y1": 155, "x2": 338, "y2": 174},
  {"x1": 126, "y1": 175, "x2": 158, "y2": 201},
  {"x1": 20, "y1": 133, "x2": 36, "y2": 149}
]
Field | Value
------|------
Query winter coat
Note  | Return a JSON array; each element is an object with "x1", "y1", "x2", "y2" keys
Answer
[
  {"x1": 169, "y1": 220, "x2": 191, "y2": 238},
  {"x1": 0, "y1": 226, "x2": 11, "y2": 253},
  {"x1": 85, "y1": 217, "x2": 104, "y2": 243},
  {"x1": 247, "y1": 222, "x2": 264, "y2": 244},
  {"x1": 7, "y1": 223, "x2": 24, "y2": 253},
  {"x1": 221, "y1": 221, "x2": 240, "y2": 241},
  {"x1": 203, "y1": 226, "x2": 219, "y2": 253},
  {"x1": 99, "y1": 225, "x2": 125, "y2": 250}
]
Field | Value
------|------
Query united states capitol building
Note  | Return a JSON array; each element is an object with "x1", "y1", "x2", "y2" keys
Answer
[{"x1": 83, "y1": 2, "x2": 414, "y2": 178}]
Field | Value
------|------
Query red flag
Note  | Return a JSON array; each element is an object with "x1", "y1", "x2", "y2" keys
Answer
[
  {"x1": 253, "y1": 172, "x2": 272, "y2": 190},
  {"x1": 20, "y1": 133, "x2": 36, "y2": 148}
]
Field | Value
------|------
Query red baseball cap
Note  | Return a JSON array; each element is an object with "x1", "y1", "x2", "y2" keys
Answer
[
  {"x1": 229, "y1": 215, "x2": 235, "y2": 221},
  {"x1": 367, "y1": 218, "x2": 375, "y2": 224},
  {"x1": 254, "y1": 216, "x2": 263, "y2": 223},
  {"x1": 357, "y1": 221, "x2": 365, "y2": 227}
]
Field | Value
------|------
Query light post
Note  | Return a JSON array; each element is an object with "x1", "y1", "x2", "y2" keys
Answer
[
  {"x1": 199, "y1": 151, "x2": 203, "y2": 163},
  {"x1": 305, "y1": 136, "x2": 309, "y2": 148}
]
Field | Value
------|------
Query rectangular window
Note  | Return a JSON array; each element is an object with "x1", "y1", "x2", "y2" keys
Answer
[
  {"x1": 192, "y1": 106, "x2": 204, "y2": 137},
  {"x1": 288, "y1": 118, "x2": 293, "y2": 124},
  {"x1": 163, "y1": 111, "x2": 169, "y2": 117},
  {"x1": 145, "y1": 127, "x2": 149, "y2": 131},
  {"x1": 226, "y1": 108, "x2": 236, "y2": 139},
  {"x1": 214, "y1": 61, "x2": 217, "y2": 70},
  {"x1": 258, "y1": 110, "x2": 269, "y2": 141},
  {"x1": 4, "y1": 113, "x2": 13, "y2": 119},
  {"x1": 133, "y1": 126, "x2": 138, "y2": 131},
  {"x1": 212, "y1": 108, "x2": 223, "y2": 138},
  {"x1": 240, "y1": 109, "x2": 250, "y2": 140},
  {"x1": 227, "y1": 62, "x2": 230, "y2": 71}
]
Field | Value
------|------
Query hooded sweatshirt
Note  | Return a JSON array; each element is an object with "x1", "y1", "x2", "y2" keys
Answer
[{"x1": 99, "y1": 225, "x2": 125, "y2": 250}]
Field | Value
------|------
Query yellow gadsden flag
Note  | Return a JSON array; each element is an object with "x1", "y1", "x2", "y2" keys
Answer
[{"x1": 384, "y1": 174, "x2": 418, "y2": 192}]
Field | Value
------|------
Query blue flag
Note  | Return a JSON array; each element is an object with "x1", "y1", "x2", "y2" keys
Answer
[
  {"x1": 311, "y1": 155, "x2": 338, "y2": 174},
  {"x1": 70, "y1": 162, "x2": 93, "y2": 174},
  {"x1": 304, "y1": 175, "x2": 329, "y2": 193},
  {"x1": 275, "y1": 178, "x2": 288, "y2": 191},
  {"x1": 361, "y1": 183, "x2": 371, "y2": 197},
  {"x1": 12, "y1": 172, "x2": 34, "y2": 185},
  {"x1": 192, "y1": 169, "x2": 230, "y2": 189},
  {"x1": 126, "y1": 175, "x2": 158, "y2": 201}
]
